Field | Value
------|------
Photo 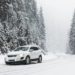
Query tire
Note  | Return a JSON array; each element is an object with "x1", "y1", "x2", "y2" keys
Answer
[
  {"x1": 38, "y1": 55, "x2": 42, "y2": 63},
  {"x1": 25, "y1": 56, "x2": 30, "y2": 64}
]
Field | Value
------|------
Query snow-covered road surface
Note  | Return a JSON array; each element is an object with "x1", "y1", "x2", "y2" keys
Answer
[{"x1": 0, "y1": 54, "x2": 75, "y2": 75}]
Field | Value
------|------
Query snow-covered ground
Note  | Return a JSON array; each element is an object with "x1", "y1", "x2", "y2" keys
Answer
[
  {"x1": 0, "y1": 53, "x2": 75, "y2": 75},
  {"x1": 0, "y1": 54, "x2": 5, "y2": 65}
]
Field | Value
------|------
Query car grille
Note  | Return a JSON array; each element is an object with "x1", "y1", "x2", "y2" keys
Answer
[
  {"x1": 9, "y1": 60, "x2": 15, "y2": 62},
  {"x1": 8, "y1": 55, "x2": 17, "y2": 57}
]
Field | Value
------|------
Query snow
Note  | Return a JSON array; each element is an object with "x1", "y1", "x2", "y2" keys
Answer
[
  {"x1": 0, "y1": 53, "x2": 75, "y2": 75},
  {"x1": 0, "y1": 55, "x2": 5, "y2": 65},
  {"x1": 43, "y1": 52, "x2": 57, "y2": 61}
]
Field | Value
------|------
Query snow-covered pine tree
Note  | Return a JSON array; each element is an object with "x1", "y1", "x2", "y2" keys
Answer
[
  {"x1": 38, "y1": 7, "x2": 46, "y2": 51},
  {"x1": 24, "y1": 0, "x2": 39, "y2": 45},
  {"x1": 0, "y1": 0, "x2": 9, "y2": 21},
  {"x1": 69, "y1": 10, "x2": 75, "y2": 54}
]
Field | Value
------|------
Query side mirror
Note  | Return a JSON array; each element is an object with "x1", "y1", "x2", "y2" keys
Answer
[{"x1": 30, "y1": 49, "x2": 34, "y2": 52}]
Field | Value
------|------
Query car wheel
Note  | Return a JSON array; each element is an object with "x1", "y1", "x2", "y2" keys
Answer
[
  {"x1": 25, "y1": 56, "x2": 30, "y2": 64},
  {"x1": 38, "y1": 55, "x2": 42, "y2": 63}
]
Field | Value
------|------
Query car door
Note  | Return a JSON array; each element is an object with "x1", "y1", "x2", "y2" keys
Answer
[{"x1": 29, "y1": 47, "x2": 39, "y2": 59}]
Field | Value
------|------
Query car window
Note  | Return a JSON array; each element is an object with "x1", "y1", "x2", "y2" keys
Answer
[
  {"x1": 14, "y1": 47, "x2": 28, "y2": 51},
  {"x1": 30, "y1": 47, "x2": 39, "y2": 51}
]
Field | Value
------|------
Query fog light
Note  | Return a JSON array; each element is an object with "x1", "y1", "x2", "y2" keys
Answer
[{"x1": 21, "y1": 57, "x2": 24, "y2": 59}]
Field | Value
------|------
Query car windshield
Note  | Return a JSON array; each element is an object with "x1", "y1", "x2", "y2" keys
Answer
[{"x1": 14, "y1": 47, "x2": 29, "y2": 51}]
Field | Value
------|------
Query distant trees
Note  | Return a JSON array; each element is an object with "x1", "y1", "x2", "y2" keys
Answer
[
  {"x1": 0, "y1": 0, "x2": 46, "y2": 54},
  {"x1": 68, "y1": 10, "x2": 75, "y2": 54},
  {"x1": 38, "y1": 7, "x2": 46, "y2": 50}
]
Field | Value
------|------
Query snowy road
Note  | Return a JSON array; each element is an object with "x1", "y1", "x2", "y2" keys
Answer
[{"x1": 0, "y1": 54, "x2": 75, "y2": 75}]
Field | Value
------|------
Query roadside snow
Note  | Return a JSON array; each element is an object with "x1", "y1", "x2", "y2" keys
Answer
[
  {"x1": 0, "y1": 55, "x2": 5, "y2": 65},
  {"x1": 43, "y1": 52, "x2": 57, "y2": 61}
]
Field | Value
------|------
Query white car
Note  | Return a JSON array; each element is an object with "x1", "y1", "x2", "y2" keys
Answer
[{"x1": 5, "y1": 45, "x2": 43, "y2": 64}]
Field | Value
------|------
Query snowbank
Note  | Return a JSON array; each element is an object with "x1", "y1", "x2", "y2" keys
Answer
[
  {"x1": 0, "y1": 55, "x2": 5, "y2": 65},
  {"x1": 43, "y1": 52, "x2": 57, "y2": 61}
]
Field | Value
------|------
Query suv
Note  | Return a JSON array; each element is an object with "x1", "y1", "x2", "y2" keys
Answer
[{"x1": 5, "y1": 45, "x2": 42, "y2": 64}]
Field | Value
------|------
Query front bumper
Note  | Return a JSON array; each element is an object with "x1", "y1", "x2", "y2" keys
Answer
[
  {"x1": 5, "y1": 60, "x2": 25, "y2": 64},
  {"x1": 5, "y1": 56, "x2": 25, "y2": 64}
]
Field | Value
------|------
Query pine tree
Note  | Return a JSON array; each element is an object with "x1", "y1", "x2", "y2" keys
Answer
[
  {"x1": 24, "y1": 0, "x2": 38, "y2": 44},
  {"x1": 69, "y1": 10, "x2": 75, "y2": 54},
  {"x1": 38, "y1": 7, "x2": 46, "y2": 50},
  {"x1": 0, "y1": 0, "x2": 9, "y2": 21}
]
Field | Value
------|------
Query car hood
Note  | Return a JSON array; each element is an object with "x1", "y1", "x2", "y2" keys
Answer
[{"x1": 7, "y1": 51, "x2": 27, "y2": 55}]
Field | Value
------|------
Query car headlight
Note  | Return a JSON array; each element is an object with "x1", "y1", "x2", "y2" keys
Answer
[{"x1": 19, "y1": 54, "x2": 24, "y2": 57}]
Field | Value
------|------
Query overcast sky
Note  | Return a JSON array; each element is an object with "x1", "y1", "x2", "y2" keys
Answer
[{"x1": 37, "y1": 0, "x2": 75, "y2": 53}]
